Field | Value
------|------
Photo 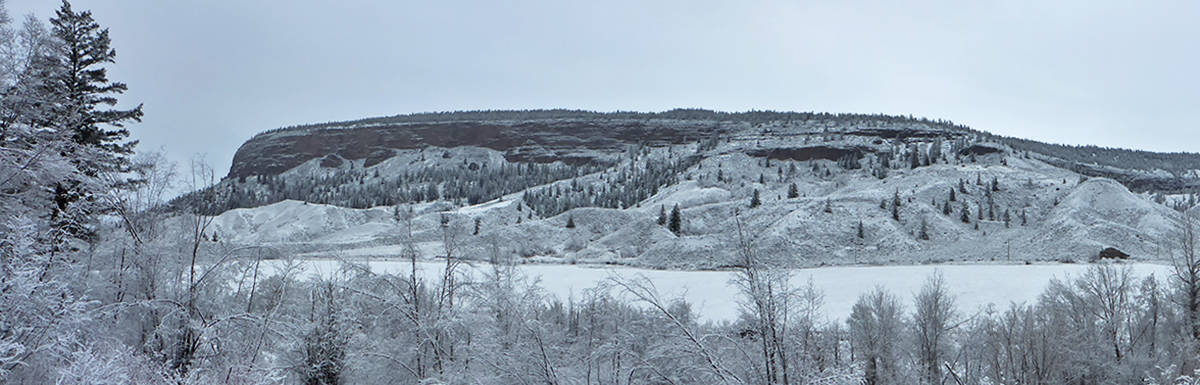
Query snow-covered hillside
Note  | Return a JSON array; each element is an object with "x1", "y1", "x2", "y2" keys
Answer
[{"x1": 198, "y1": 121, "x2": 1191, "y2": 268}]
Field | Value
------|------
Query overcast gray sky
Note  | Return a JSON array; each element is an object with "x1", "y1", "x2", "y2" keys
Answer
[{"x1": 8, "y1": 0, "x2": 1199, "y2": 176}]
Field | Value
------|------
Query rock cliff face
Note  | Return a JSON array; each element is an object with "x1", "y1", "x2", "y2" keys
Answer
[{"x1": 228, "y1": 118, "x2": 733, "y2": 179}]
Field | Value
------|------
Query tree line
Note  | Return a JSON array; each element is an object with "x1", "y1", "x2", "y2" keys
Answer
[
  {"x1": 175, "y1": 158, "x2": 600, "y2": 213},
  {"x1": 254, "y1": 108, "x2": 974, "y2": 141}
]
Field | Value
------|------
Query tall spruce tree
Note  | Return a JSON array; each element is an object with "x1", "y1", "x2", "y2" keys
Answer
[
  {"x1": 50, "y1": 0, "x2": 142, "y2": 168},
  {"x1": 668, "y1": 204, "x2": 682, "y2": 235},
  {"x1": 891, "y1": 190, "x2": 902, "y2": 221},
  {"x1": 37, "y1": 1, "x2": 142, "y2": 241},
  {"x1": 987, "y1": 193, "x2": 996, "y2": 221}
]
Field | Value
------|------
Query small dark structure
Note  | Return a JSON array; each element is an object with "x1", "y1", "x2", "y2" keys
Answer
[{"x1": 1098, "y1": 247, "x2": 1130, "y2": 260}]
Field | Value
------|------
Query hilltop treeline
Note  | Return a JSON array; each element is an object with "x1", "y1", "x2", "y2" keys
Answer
[{"x1": 255, "y1": 108, "x2": 974, "y2": 137}]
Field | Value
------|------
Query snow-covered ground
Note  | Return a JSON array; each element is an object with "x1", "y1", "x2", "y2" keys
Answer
[{"x1": 273, "y1": 260, "x2": 1172, "y2": 323}]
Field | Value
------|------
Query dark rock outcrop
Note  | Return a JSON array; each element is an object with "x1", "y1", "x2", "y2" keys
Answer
[
  {"x1": 1098, "y1": 247, "x2": 1130, "y2": 260},
  {"x1": 747, "y1": 145, "x2": 873, "y2": 162},
  {"x1": 960, "y1": 144, "x2": 1004, "y2": 156}
]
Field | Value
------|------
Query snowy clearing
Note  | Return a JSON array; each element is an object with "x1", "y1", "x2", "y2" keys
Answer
[{"x1": 272, "y1": 260, "x2": 1172, "y2": 323}]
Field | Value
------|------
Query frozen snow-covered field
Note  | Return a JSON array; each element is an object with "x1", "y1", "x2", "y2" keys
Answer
[{"x1": 277, "y1": 260, "x2": 1173, "y2": 323}]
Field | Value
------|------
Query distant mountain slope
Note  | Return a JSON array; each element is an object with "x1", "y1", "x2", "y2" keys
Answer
[
  {"x1": 994, "y1": 135, "x2": 1200, "y2": 192},
  {"x1": 173, "y1": 109, "x2": 1200, "y2": 267}
]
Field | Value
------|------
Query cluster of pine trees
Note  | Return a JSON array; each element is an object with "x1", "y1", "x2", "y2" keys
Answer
[
  {"x1": 522, "y1": 154, "x2": 702, "y2": 217},
  {"x1": 932, "y1": 175, "x2": 1025, "y2": 230},
  {"x1": 177, "y1": 159, "x2": 601, "y2": 213}
]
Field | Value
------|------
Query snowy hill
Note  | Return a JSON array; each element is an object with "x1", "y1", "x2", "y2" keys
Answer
[{"x1": 189, "y1": 111, "x2": 1196, "y2": 268}]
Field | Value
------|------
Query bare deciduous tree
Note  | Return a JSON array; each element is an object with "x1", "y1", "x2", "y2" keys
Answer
[
  {"x1": 850, "y1": 287, "x2": 903, "y2": 385},
  {"x1": 1173, "y1": 211, "x2": 1200, "y2": 344},
  {"x1": 912, "y1": 271, "x2": 957, "y2": 385},
  {"x1": 730, "y1": 211, "x2": 796, "y2": 385}
]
